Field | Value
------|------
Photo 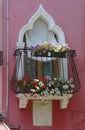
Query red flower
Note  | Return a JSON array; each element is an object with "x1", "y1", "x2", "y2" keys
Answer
[
  {"x1": 33, "y1": 94, "x2": 38, "y2": 98},
  {"x1": 34, "y1": 81, "x2": 38, "y2": 87},
  {"x1": 41, "y1": 77, "x2": 49, "y2": 82},
  {"x1": 23, "y1": 81, "x2": 28, "y2": 86},
  {"x1": 42, "y1": 85, "x2": 46, "y2": 89},
  {"x1": 27, "y1": 92, "x2": 31, "y2": 94},
  {"x1": 23, "y1": 75, "x2": 31, "y2": 80}
]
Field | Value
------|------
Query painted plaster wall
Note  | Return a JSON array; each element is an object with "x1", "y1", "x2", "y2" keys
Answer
[
  {"x1": 2, "y1": 0, "x2": 85, "y2": 130},
  {"x1": 0, "y1": 0, "x2": 2, "y2": 113}
]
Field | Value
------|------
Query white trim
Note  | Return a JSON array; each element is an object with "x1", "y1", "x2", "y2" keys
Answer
[
  {"x1": 17, "y1": 4, "x2": 65, "y2": 45},
  {"x1": 16, "y1": 42, "x2": 25, "y2": 49}
]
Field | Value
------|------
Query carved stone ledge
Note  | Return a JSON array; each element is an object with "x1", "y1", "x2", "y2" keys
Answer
[{"x1": 16, "y1": 93, "x2": 73, "y2": 109}]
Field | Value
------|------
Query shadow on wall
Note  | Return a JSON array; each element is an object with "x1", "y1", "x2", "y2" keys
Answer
[{"x1": 0, "y1": 114, "x2": 20, "y2": 130}]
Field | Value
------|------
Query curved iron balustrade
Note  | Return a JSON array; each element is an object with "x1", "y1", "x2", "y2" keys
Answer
[{"x1": 10, "y1": 48, "x2": 80, "y2": 94}]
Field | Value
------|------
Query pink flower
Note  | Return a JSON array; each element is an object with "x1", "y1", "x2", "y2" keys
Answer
[{"x1": 71, "y1": 84, "x2": 75, "y2": 88}]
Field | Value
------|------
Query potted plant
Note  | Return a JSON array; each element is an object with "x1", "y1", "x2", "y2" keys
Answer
[
  {"x1": 14, "y1": 75, "x2": 75, "y2": 96},
  {"x1": 14, "y1": 75, "x2": 74, "y2": 108},
  {"x1": 31, "y1": 42, "x2": 70, "y2": 57}
]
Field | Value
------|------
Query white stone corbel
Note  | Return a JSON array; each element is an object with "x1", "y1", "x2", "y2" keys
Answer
[
  {"x1": 60, "y1": 94, "x2": 72, "y2": 109},
  {"x1": 16, "y1": 93, "x2": 31, "y2": 108},
  {"x1": 19, "y1": 99, "x2": 28, "y2": 109},
  {"x1": 16, "y1": 93, "x2": 73, "y2": 109}
]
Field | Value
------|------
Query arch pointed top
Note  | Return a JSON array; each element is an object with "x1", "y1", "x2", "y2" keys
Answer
[
  {"x1": 18, "y1": 4, "x2": 65, "y2": 44},
  {"x1": 28, "y1": 4, "x2": 55, "y2": 29}
]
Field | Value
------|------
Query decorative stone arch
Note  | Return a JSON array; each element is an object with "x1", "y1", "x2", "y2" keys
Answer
[{"x1": 17, "y1": 4, "x2": 66, "y2": 48}]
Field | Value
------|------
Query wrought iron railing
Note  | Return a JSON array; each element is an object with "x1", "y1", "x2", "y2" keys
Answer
[{"x1": 10, "y1": 48, "x2": 80, "y2": 94}]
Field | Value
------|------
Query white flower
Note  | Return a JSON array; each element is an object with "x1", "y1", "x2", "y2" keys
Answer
[
  {"x1": 55, "y1": 88, "x2": 61, "y2": 95},
  {"x1": 67, "y1": 80, "x2": 70, "y2": 84},
  {"x1": 56, "y1": 90, "x2": 61, "y2": 95},
  {"x1": 34, "y1": 79, "x2": 39, "y2": 82},
  {"x1": 55, "y1": 87, "x2": 59, "y2": 92},
  {"x1": 48, "y1": 83, "x2": 52, "y2": 87},
  {"x1": 36, "y1": 87, "x2": 40, "y2": 90},
  {"x1": 39, "y1": 81, "x2": 44, "y2": 86},
  {"x1": 30, "y1": 89, "x2": 36, "y2": 92},
  {"x1": 50, "y1": 89, "x2": 55, "y2": 94},
  {"x1": 63, "y1": 85, "x2": 69, "y2": 89},
  {"x1": 54, "y1": 77, "x2": 57, "y2": 80}
]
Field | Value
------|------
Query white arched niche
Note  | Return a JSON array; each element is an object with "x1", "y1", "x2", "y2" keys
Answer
[{"x1": 16, "y1": 4, "x2": 68, "y2": 80}]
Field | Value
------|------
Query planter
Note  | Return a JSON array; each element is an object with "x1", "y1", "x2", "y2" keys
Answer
[
  {"x1": 31, "y1": 51, "x2": 68, "y2": 58},
  {"x1": 16, "y1": 93, "x2": 73, "y2": 109}
]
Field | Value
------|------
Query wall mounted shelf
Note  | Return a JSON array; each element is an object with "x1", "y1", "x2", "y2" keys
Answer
[{"x1": 16, "y1": 93, "x2": 73, "y2": 109}]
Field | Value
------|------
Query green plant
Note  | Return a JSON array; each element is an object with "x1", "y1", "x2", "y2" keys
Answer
[
  {"x1": 14, "y1": 75, "x2": 75, "y2": 96},
  {"x1": 31, "y1": 42, "x2": 70, "y2": 56}
]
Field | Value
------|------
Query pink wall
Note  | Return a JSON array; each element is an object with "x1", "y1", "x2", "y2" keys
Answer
[
  {"x1": 2, "y1": 0, "x2": 85, "y2": 130},
  {"x1": 0, "y1": 0, "x2": 2, "y2": 113}
]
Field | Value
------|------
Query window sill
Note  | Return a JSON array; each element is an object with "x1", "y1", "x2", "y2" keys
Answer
[{"x1": 16, "y1": 93, "x2": 73, "y2": 109}]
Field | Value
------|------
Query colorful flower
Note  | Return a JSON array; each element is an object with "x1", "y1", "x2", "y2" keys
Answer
[
  {"x1": 42, "y1": 85, "x2": 46, "y2": 89},
  {"x1": 23, "y1": 81, "x2": 28, "y2": 86},
  {"x1": 31, "y1": 42, "x2": 70, "y2": 56},
  {"x1": 15, "y1": 75, "x2": 75, "y2": 96}
]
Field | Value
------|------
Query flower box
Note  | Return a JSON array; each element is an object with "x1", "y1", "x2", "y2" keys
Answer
[
  {"x1": 16, "y1": 93, "x2": 73, "y2": 109},
  {"x1": 31, "y1": 42, "x2": 70, "y2": 58},
  {"x1": 32, "y1": 51, "x2": 68, "y2": 58},
  {"x1": 14, "y1": 75, "x2": 74, "y2": 109}
]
